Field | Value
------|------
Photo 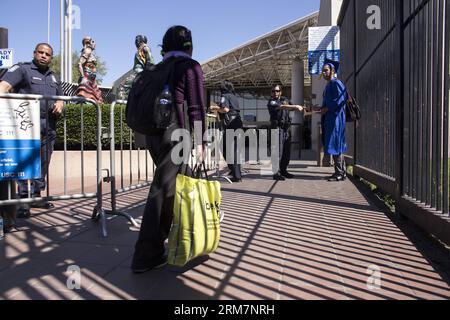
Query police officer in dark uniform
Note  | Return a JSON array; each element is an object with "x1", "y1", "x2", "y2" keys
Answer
[
  {"x1": 0, "y1": 43, "x2": 64, "y2": 218},
  {"x1": 210, "y1": 80, "x2": 243, "y2": 183},
  {"x1": 267, "y1": 85, "x2": 304, "y2": 181}
]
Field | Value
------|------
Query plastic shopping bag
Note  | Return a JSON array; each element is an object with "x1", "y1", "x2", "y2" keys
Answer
[{"x1": 168, "y1": 172, "x2": 221, "y2": 267}]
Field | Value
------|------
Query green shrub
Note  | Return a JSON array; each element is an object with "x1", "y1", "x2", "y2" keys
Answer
[
  {"x1": 347, "y1": 165, "x2": 396, "y2": 212},
  {"x1": 55, "y1": 103, "x2": 133, "y2": 150}
]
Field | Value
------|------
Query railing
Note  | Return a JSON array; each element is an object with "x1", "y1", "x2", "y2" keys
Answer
[
  {"x1": 338, "y1": 0, "x2": 450, "y2": 243},
  {"x1": 0, "y1": 93, "x2": 110, "y2": 237}
]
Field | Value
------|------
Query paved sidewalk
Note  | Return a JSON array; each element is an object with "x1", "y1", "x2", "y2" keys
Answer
[{"x1": 1, "y1": 161, "x2": 450, "y2": 300}]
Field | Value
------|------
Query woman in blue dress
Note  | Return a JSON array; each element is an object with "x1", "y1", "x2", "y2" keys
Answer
[{"x1": 321, "y1": 59, "x2": 348, "y2": 182}]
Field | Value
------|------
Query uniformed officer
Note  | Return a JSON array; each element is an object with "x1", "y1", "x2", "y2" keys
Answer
[
  {"x1": 267, "y1": 85, "x2": 304, "y2": 181},
  {"x1": 0, "y1": 43, "x2": 64, "y2": 218},
  {"x1": 210, "y1": 80, "x2": 243, "y2": 182}
]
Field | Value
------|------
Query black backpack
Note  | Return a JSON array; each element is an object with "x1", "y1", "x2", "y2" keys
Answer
[
  {"x1": 346, "y1": 93, "x2": 361, "y2": 122},
  {"x1": 125, "y1": 57, "x2": 187, "y2": 134}
]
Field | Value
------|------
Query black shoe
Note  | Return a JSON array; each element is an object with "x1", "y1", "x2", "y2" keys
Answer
[
  {"x1": 3, "y1": 224, "x2": 14, "y2": 234},
  {"x1": 230, "y1": 177, "x2": 242, "y2": 183},
  {"x1": 132, "y1": 255, "x2": 168, "y2": 274},
  {"x1": 31, "y1": 201, "x2": 55, "y2": 209},
  {"x1": 280, "y1": 171, "x2": 295, "y2": 179},
  {"x1": 328, "y1": 174, "x2": 346, "y2": 182},
  {"x1": 17, "y1": 207, "x2": 31, "y2": 219},
  {"x1": 273, "y1": 174, "x2": 286, "y2": 181}
]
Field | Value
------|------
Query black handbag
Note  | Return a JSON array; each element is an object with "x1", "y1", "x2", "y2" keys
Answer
[{"x1": 346, "y1": 94, "x2": 361, "y2": 122}]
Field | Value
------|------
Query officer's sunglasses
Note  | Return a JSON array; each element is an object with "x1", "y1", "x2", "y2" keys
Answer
[{"x1": 272, "y1": 90, "x2": 281, "y2": 93}]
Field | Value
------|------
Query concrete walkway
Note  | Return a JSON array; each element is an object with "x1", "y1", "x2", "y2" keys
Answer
[{"x1": 1, "y1": 161, "x2": 450, "y2": 300}]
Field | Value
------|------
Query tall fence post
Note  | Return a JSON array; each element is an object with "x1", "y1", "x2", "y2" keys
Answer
[
  {"x1": 352, "y1": 1, "x2": 357, "y2": 167},
  {"x1": 444, "y1": 0, "x2": 449, "y2": 215},
  {"x1": 395, "y1": 0, "x2": 405, "y2": 204}
]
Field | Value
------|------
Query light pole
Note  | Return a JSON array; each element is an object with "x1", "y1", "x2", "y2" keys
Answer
[
  {"x1": 60, "y1": 0, "x2": 65, "y2": 82},
  {"x1": 67, "y1": 0, "x2": 72, "y2": 83},
  {"x1": 47, "y1": 0, "x2": 50, "y2": 44},
  {"x1": 60, "y1": 0, "x2": 72, "y2": 83}
]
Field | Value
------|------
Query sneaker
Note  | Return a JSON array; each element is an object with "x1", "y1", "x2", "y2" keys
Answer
[
  {"x1": 132, "y1": 255, "x2": 168, "y2": 274},
  {"x1": 273, "y1": 174, "x2": 286, "y2": 181},
  {"x1": 3, "y1": 224, "x2": 14, "y2": 234},
  {"x1": 280, "y1": 171, "x2": 295, "y2": 179},
  {"x1": 327, "y1": 174, "x2": 346, "y2": 182}
]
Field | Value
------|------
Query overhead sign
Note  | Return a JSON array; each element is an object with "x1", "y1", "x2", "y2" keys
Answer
[
  {"x1": 308, "y1": 27, "x2": 340, "y2": 75},
  {"x1": 0, "y1": 99, "x2": 41, "y2": 181},
  {"x1": 0, "y1": 48, "x2": 14, "y2": 69}
]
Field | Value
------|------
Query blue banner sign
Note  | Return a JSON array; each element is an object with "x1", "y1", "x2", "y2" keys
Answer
[
  {"x1": 308, "y1": 26, "x2": 340, "y2": 75},
  {"x1": 0, "y1": 99, "x2": 41, "y2": 180}
]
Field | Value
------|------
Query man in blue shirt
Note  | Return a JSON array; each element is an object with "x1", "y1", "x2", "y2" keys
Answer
[{"x1": 0, "y1": 43, "x2": 64, "y2": 219}]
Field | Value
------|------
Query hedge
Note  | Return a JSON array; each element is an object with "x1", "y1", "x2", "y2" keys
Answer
[{"x1": 55, "y1": 103, "x2": 133, "y2": 150}]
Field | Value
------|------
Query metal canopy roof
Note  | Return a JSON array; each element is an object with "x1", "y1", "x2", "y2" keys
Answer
[{"x1": 201, "y1": 12, "x2": 319, "y2": 90}]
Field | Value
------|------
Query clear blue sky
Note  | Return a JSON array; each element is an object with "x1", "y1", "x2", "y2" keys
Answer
[{"x1": 1, "y1": 0, "x2": 320, "y2": 86}]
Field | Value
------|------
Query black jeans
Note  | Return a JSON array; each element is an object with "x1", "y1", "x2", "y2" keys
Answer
[
  {"x1": 333, "y1": 154, "x2": 346, "y2": 177},
  {"x1": 0, "y1": 181, "x2": 16, "y2": 228},
  {"x1": 272, "y1": 126, "x2": 291, "y2": 175},
  {"x1": 132, "y1": 123, "x2": 186, "y2": 268},
  {"x1": 222, "y1": 116, "x2": 243, "y2": 180}
]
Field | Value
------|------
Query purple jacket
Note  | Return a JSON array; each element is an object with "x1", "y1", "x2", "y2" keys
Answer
[{"x1": 172, "y1": 58, "x2": 206, "y2": 133}]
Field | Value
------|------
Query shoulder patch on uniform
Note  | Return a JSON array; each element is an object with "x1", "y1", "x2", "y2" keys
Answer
[
  {"x1": 51, "y1": 75, "x2": 57, "y2": 83},
  {"x1": 221, "y1": 97, "x2": 226, "y2": 104},
  {"x1": 270, "y1": 100, "x2": 278, "y2": 106},
  {"x1": 7, "y1": 65, "x2": 20, "y2": 73}
]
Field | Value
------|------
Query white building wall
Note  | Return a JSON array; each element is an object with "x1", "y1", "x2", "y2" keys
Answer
[{"x1": 311, "y1": 0, "x2": 344, "y2": 157}]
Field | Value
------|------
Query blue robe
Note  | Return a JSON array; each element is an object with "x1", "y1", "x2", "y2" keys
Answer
[{"x1": 321, "y1": 78, "x2": 348, "y2": 155}]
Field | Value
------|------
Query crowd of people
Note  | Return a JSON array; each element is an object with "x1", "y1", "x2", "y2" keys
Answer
[{"x1": 0, "y1": 25, "x2": 349, "y2": 273}]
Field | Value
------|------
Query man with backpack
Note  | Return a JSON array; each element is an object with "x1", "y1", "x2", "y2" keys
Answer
[
  {"x1": 320, "y1": 59, "x2": 348, "y2": 182},
  {"x1": 128, "y1": 26, "x2": 206, "y2": 273}
]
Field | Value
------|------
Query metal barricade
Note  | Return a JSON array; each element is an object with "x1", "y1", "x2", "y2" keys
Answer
[
  {"x1": 105, "y1": 100, "x2": 153, "y2": 225},
  {"x1": 204, "y1": 113, "x2": 218, "y2": 172},
  {"x1": 0, "y1": 93, "x2": 110, "y2": 237},
  {"x1": 206, "y1": 114, "x2": 233, "y2": 183}
]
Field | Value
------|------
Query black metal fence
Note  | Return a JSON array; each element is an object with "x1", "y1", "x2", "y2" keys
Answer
[{"x1": 339, "y1": 0, "x2": 450, "y2": 243}]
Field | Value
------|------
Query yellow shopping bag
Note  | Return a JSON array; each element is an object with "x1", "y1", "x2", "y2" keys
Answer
[{"x1": 168, "y1": 171, "x2": 222, "y2": 267}]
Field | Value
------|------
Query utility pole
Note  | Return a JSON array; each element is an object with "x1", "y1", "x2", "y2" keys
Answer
[
  {"x1": 60, "y1": 0, "x2": 72, "y2": 83},
  {"x1": 60, "y1": 0, "x2": 65, "y2": 82},
  {"x1": 47, "y1": 0, "x2": 51, "y2": 44},
  {"x1": 67, "y1": 0, "x2": 72, "y2": 83}
]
